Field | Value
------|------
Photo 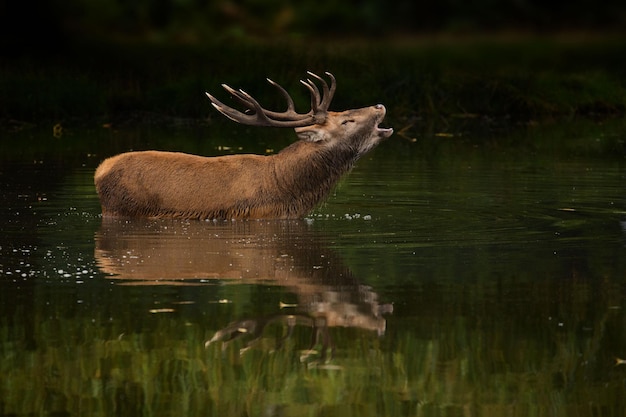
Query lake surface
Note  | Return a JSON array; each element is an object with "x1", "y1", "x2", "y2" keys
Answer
[{"x1": 1, "y1": 120, "x2": 626, "y2": 416}]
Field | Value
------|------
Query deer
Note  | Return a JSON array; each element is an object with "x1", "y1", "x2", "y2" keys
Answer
[{"x1": 94, "y1": 71, "x2": 393, "y2": 220}]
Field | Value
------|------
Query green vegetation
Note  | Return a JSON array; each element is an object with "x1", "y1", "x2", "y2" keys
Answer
[
  {"x1": 2, "y1": 272, "x2": 625, "y2": 416},
  {"x1": 1, "y1": 36, "x2": 626, "y2": 139},
  {"x1": 3, "y1": 0, "x2": 626, "y2": 46}
]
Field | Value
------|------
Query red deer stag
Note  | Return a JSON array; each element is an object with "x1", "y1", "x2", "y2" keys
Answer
[{"x1": 94, "y1": 72, "x2": 393, "y2": 220}]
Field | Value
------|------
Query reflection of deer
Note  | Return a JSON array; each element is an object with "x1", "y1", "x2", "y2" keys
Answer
[{"x1": 94, "y1": 219, "x2": 392, "y2": 354}]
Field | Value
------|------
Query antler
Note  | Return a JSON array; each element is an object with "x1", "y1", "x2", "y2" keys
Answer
[{"x1": 206, "y1": 71, "x2": 336, "y2": 128}]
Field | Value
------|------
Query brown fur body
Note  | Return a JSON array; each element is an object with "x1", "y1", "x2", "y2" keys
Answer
[{"x1": 94, "y1": 106, "x2": 392, "y2": 220}]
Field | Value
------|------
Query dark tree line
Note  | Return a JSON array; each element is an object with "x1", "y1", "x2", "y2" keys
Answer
[{"x1": 1, "y1": 0, "x2": 625, "y2": 54}]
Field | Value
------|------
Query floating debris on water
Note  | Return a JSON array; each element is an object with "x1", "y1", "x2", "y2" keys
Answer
[
  {"x1": 279, "y1": 301, "x2": 298, "y2": 309},
  {"x1": 149, "y1": 308, "x2": 176, "y2": 314}
]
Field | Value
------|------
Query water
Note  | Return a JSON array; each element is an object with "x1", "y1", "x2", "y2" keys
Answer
[{"x1": 1, "y1": 122, "x2": 626, "y2": 416}]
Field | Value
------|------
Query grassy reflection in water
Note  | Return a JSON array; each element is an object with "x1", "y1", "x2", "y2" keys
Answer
[
  {"x1": 2, "y1": 284, "x2": 626, "y2": 417},
  {"x1": 0, "y1": 315, "x2": 399, "y2": 416}
]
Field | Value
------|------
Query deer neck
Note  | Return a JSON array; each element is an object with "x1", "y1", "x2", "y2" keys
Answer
[{"x1": 270, "y1": 141, "x2": 358, "y2": 215}]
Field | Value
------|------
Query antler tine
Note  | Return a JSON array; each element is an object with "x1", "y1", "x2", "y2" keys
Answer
[
  {"x1": 221, "y1": 84, "x2": 255, "y2": 110},
  {"x1": 266, "y1": 78, "x2": 296, "y2": 112},
  {"x1": 299, "y1": 78, "x2": 322, "y2": 113},
  {"x1": 216, "y1": 81, "x2": 311, "y2": 126},
  {"x1": 308, "y1": 71, "x2": 336, "y2": 110},
  {"x1": 206, "y1": 88, "x2": 273, "y2": 126},
  {"x1": 206, "y1": 72, "x2": 336, "y2": 128},
  {"x1": 205, "y1": 92, "x2": 246, "y2": 124},
  {"x1": 261, "y1": 78, "x2": 313, "y2": 122},
  {"x1": 323, "y1": 71, "x2": 337, "y2": 109}
]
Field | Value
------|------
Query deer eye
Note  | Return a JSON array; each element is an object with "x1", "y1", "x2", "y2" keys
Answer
[{"x1": 341, "y1": 119, "x2": 355, "y2": 125}]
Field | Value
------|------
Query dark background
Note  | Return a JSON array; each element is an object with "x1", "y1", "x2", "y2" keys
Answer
[
  {"x1": 2, "y1": 0, "x2": 625, "y2": 53},
  {"x1": 2, "y1": 1, "x2": 626, "y2": 131}
]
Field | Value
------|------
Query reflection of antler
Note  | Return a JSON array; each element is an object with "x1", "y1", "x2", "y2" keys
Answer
[
  {"x1": 205, "y1": 314, "x2": 315, "y2": 353},
  {"x1": 303, "y1": 284, "x2": 394, "y2": 336},
  {"x1": 206, "y1": 291, "x2": 394, "y2": 359}
]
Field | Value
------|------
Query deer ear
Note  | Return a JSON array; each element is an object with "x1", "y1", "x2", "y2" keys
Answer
[{"x1": 295, "y1": 126, "x2": 326, "y2": 142}]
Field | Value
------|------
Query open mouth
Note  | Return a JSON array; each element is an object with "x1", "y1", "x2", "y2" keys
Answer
[
  {"x1": 374, "y1": 105, "x2": 393, "y2": 137},
  {"x1": 377, "y1": 125, "x2": 394, "y2": 137}
]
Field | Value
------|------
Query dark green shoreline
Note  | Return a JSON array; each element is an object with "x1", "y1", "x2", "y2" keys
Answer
[{"x1": 2, "y1": 36, "x2": 626, "y2": 135}]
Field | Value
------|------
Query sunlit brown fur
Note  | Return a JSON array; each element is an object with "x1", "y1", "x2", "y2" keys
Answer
[{"x1": 94, "y1": 105, "x2": 392, "y2": 220}]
